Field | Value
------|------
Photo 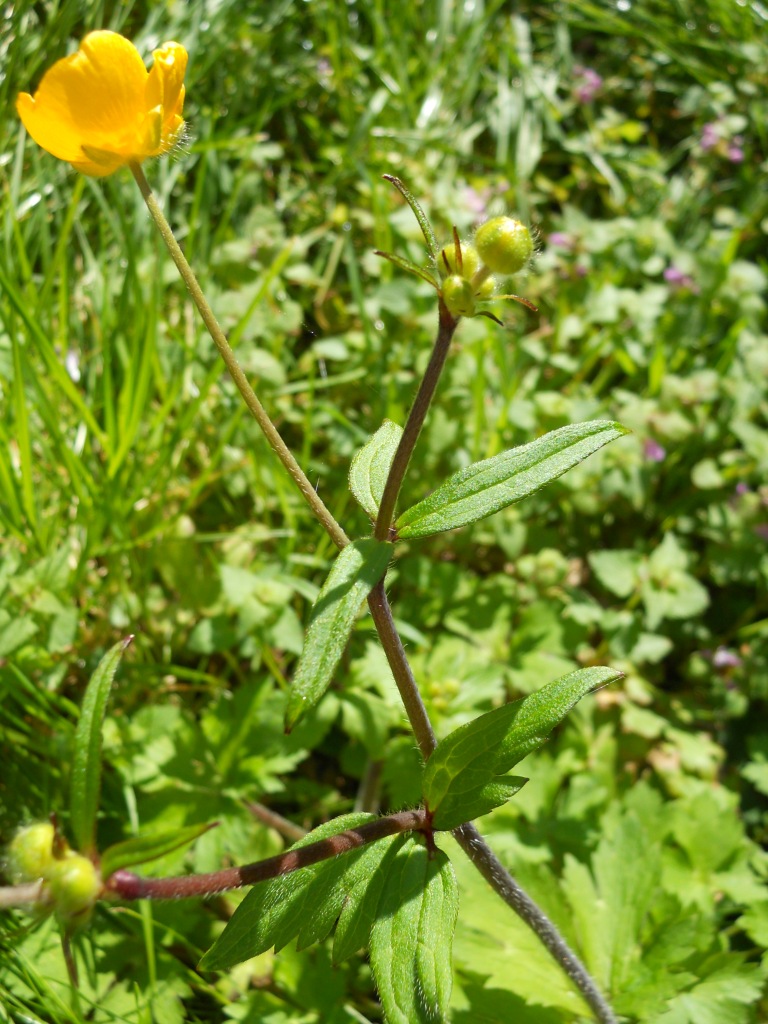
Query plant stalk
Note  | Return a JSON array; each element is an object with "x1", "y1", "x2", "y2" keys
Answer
[
  {"x1": 374, "y1": 300, "x2": 458, "y2": 540},
  {"x1": 107, "y1": 809, "x2": 426, "y2": 900},
  {"x1": 130, "y1": 162, "x2": 349, "y2": 551}
]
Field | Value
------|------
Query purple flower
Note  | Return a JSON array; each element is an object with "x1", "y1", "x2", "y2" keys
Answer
[
  {"x1": 713, "y1": 647, "x2": 742, "y2": 669},
  {"x1": 700, "y1": 122, "x2": 719, "y2": 151},
  {"x1": 663, "y1": 265, "x2": 698, "y2": 292},
  {"x1": 548, "y1": 231, "x2": 575, "y2": 250},
  {"x1": 643, "y1": 438, "x2": 666, "y2": 463},
  {"x1": 573, "y1": 66, "x2": 602, "y2": 104},
  {"x1": 735, "y1": 482, "x2": 749, "y2": 496},
  {"x1": 727, "y1": 139, "x2": 745, "y2": 163}
]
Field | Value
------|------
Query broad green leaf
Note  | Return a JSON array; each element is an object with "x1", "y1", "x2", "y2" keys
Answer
[
  {"x1": 70, "y1": 637, "x2": 132, "y2": 855},
  {"x1": 100, "y1": 822, "x2": 216, "y2": 879},
  {"x1": 423, "y1": 666, "x2": 621, "y2": 830},
  {"x1": 349, "y1": 420, "x2": 403, "y2": 522},
  {"x1": 285, "y1": 539, "x2": 393, "y2": 731},
  {"x1": 396, "y1": 421, "x2": 628, "y2": 539},
  {"x1": 369, "y1": 839, "x2": 459, "y2": 1024},
  {"x1": 200, "y1": 813, "x2": 377, "y2": 970}
]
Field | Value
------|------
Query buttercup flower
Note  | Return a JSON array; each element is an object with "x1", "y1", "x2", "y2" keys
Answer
[{"x1": 16, "y1": 31, "x2": 187, "y2": 176}]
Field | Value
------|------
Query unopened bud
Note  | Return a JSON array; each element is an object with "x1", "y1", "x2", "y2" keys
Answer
[
  {"x1": 47, "y1": 854, "x2": 101, "y2": 924},
  {"x1": 7, "y1": 823, "x2": 55, "y2": 883},
  {"x1": 437, "y1": 240, "x2": 480, "y2": 280},
  {"x1": 442, "y1": 275, "x2": 476, "y2": 318},
  {"x1": 475, "y1": 217, "x2": 533, "y2": 275}
]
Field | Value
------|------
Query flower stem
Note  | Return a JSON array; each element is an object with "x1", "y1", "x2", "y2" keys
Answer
[
  {"x1": 374, "y1": 300, "x2": 458, "y2": 540},
  {"x1": 107, "y1": 809, "x2": 426, "y2": 900},
  {"x1": 129, "y1": 162, "x2": 349, "y2": 551},
  {"x1": 0, "y1": 881, "x2": 42, "y2": 909}
]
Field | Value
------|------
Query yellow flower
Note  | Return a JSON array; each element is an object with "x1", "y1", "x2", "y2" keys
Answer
[{"x1": 16, "y1": 30, "x2": 187, "y2": 177}]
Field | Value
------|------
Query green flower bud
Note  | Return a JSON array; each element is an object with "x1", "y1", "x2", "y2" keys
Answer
[
  {"x1": 47, "y1": 854, "x2": 101, "y2": 924},
  {"x1": 7, "y1": 822, "x2": 55, "y2": 883},
  {"x1": 475, "y1": 217, "x2": 533, "y2": 275},
  {"x1": 474, "y1": 273, "x2": 497, "y2": 301},
  {"x1": 442, "y1": 275, "x2": 476, "y2": 318},
  {"x1": 437, "y1": 240, "x2": 481, "y2": 280}
]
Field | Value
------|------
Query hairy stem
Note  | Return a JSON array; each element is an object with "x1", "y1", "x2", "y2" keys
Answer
[
  {"x1": 130, "y1": 162, "x2": 349, "y2": 551},
  {"x1": 374, "y1": 300, "x2": 458, "y2": 540},
  {"x1": 107, "y1": 809, "x2": 426, "y2": 900},
  {"x1": 0, "y1": 881, "x2": 42, "y2": 909}
]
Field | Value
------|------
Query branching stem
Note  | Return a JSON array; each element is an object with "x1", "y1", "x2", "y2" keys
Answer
[{"x1": 134, "y1": 169, "x2": 617, "y2": 1023}]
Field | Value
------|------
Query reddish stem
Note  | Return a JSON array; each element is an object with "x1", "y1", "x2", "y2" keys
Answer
[{"x1": 106, "y1": 809, "x2": 427, "y2": 901}]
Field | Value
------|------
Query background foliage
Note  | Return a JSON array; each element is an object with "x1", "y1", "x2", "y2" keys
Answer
[{"x1": 1, "y1": 0, "x2": 767, "y2": 1021}]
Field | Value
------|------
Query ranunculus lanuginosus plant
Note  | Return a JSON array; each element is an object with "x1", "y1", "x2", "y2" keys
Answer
[{"x1": 5, "y1": 30, "x2": 631, "y2": 1024}]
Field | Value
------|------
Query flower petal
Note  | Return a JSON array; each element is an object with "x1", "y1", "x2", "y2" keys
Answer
[{"x1": 17, "y1": 31, "x2": 148, "y2": 165}]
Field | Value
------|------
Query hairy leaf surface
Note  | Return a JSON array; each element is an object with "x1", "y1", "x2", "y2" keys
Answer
[
  {"x1": 423, "y1": 666, "x2": 621, "y2": 829},
  {"x1": 349, "y1": 420, "x2": 403, "y2": 521},
  {"x1": 285, "y1": 539, "x2": 392, "y2": 730},
  {"x1": 396, "y1": 421, "x2": 628, "y2": 539}
]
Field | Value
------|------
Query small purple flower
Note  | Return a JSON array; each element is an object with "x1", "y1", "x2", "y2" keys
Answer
[
  {"x1": 663, "y1": 265, "x2": 698, "y2": 292},
  {"x1": 548, "y1": 231, "x2": 575, "y2": 250},
  {"x1": 726, "y1": 138, "x2": 744, "y2": 163},
  {"x1": 573, "y1": 66, "x2": 602, "y2": 104},
  {"x1": 713, "y1": 647, "x2": 742, "y2": 669},
  {"x1": 643, "y1": 438, "x2": 666, "y2": 463},
  {"x1": 735, "y1": 482, "x2": 750, "y2": 496},
  {"x1": 700, "y1": 122, "x2": 719, "y2": 151}
]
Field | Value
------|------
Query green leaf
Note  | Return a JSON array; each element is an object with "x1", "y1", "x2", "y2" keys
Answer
[
  {"x1": 396, "y1": 421, "x2": 628, "y2": 540},
  {"x1": 200, "y1": 813, "x2": 381, "y2": 970},
  {"x1": 332, "y1": 833, "x2": 409, "y2": 963},
  {"x1": 349, "y1": 420, "x2": 403, "y2": 522},
  {"x1": 423, "y1": 666, "x2": 621, "y2": 830},
  {"x1": 369, "y1": 839, "x2": 459, "y2": 1024},
  {"x1": 285, "y1": 539, "x2": 393, "y2": 731},
  {"x1": 100, "y1": 822, "x2": 216, "y2": 879},
  {"x1": 70, "y1": 637, "x2": 132, "y2": 855}
]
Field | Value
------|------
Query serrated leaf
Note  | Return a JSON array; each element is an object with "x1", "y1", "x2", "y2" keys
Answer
[
  {"x1": 396, "y1": 421, "x2": 628, "y2": 539},
  {"x1": 70, "y1": 637, "x2": 131, "y2": 855},
  {"x1": 369, "y1": 839, "x2": 459, "y2": 1024},
  {"x1": 100, "y1": 822, "x2": 216, "y2": 879},
  {"x1": 423, "y1": 666, "x2": 621, "y2": 830},
  {"x1": 349, "y1": 420, "x2": 403, "y2": 521},
  {"x1": 199, "y1": 813, "x2": 377, "y2": 970},
  {"x1": 285, "y1": 539, "x2": 393, "y2": 731}
]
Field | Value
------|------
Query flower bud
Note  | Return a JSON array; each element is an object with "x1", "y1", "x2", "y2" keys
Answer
[
  {"x1": 475, "y1": 217, "x2": 533, "y2": 275},
  {"x1": 7, "y1": 822, "x2": 55, "y2": 883},
  {"x1": 437, "y1": 240, "x2": 481, "y2": 280},
  {"x1": 442, "y1": 275, "x2": 476, "y2": 318},
  {"x1": 47, "y1": 854, "x2": 101, "y2": 924}
]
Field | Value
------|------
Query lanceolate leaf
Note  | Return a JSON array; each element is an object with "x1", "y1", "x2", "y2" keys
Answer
[
  {"x1": 369, "y1": 839, "x2": 459, "y2": 1024},
  {"x1": 285, "y1": 539, "x2": 393, "y2": 731},
  {"x1": 423, "y1": 666, "x2": 622, "y2": 830},
  {"x1": 100, "y1": 822, "x2": 216, "y2": 879},
  {"x1": 70, "y1": 637, "x2": 132, "y2": 855},
  {"x1": 200, "y1": 813, "x2": 388, "y2": 971},
  {"x1": 349, "y1": 420, "x2": 404, "y2": 522},
  {"x1": 396, "y1": 421, "x2": 628, "y2": 540}
]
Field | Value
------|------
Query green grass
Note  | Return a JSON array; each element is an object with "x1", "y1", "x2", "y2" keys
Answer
[{"x1": 1, "y1": 0, "x2": 767, "y2": 1021}]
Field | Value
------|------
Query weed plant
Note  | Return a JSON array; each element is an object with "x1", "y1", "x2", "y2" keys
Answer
[{"x1": 1, "y1": 1, "x2": 767, "y2": 1022}]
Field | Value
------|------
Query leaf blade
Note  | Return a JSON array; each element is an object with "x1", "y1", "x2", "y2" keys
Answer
[
  {"x1": 424, "y1": 666, "x2": 622, "y2": 830},
  {"x1": 285, "y1": 539, "x2": 393, "y2": 731},
  {"x1": 369, "y1": 839, "x2": 459, "y2": 1024},
  {"x1": 70, "y1": 637, "x2": 132, "y2": 855},
  {"x1": 349, "y1": 421, "x2": 403, "y2": 522},
  {"x1": 396, "y1": 421, "x2": 628, "y2": 539}
]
